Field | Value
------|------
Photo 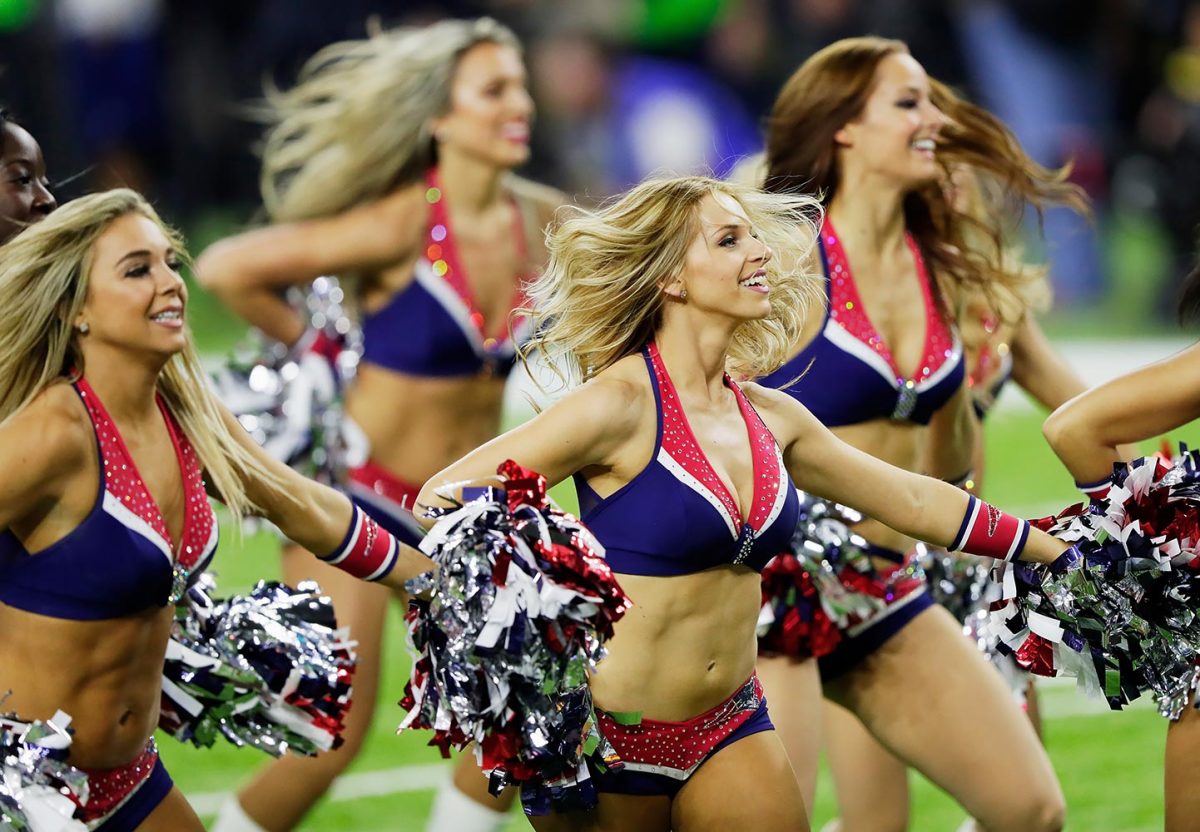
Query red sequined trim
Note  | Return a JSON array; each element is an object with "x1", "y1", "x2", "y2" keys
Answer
[
  {"x1": 823, "y1": 217, "x2": 955, "y2": 383},
  {"x1": 74, "y1": 742, "x2": 158, "y2": 823},
  {"x1": 76, "y1": 377, "x2": 215, "y2": 572},
  {"x1": 596, "y1": 675, "x2": 763, "y2": 777},
  {"x1": 647, "y1": 343, "x2": 782, "y2": 533}
]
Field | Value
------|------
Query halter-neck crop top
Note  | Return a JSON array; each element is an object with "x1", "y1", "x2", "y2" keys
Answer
[
  {"x1": 758, "y1": 218, "x2": 964, "y2": 426},
  {"x1": 360, "y1": 169, "x2": 532, "y2": 378},
  {"x1": 0, "y1": 378, "x2": 218, "y2": 620},
  {"x1": 574, "y1": 343, "x2": 799, "y2": 577}
]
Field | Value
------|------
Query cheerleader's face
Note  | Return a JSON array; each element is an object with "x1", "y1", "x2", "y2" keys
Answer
[
  {"x1": 0, "y1": 122, "x2": 55, "y2": 245},
  {"x1": 834, "y1": 53, "x2": 946, "y2": 189},
  {"x1": 433, "y1": 42, "x2": 534, "y2": 169},
  {"x1": 673, "y1": 191, "x2": 774, "y2": 321},
  {"x1": 77, "y1": 213, "x2": 189, "y2": 361}
]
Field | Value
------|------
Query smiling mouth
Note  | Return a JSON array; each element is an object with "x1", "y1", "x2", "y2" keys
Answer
[
  {"x1": 739, "y1": 269, "x2": 768, "y2": 289},
  {"x1": 150, "y1": 309, "x2": 182, "y2": 323},
  {"x1": 911, "y1": 138, "x2": 936, "y2": 153}
]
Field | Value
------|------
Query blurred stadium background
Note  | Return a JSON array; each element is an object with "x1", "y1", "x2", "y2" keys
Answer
[{"x1": 5, "y1": 0, "x2": 1200, "y2": 828}]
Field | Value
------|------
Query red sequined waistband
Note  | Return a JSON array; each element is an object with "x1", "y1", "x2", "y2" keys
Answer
[
  {"x1": 596, "y1": 674, "x2": 763, "y2": 780},
  {"x1": 74, "y1": 740, "x2": 158, "y2": 824}
]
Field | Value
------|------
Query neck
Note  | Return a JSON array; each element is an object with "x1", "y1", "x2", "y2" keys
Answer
[
  {"x1": 827, "y1": 172, "x2": 908, "y2": 249},
  {"x1": 436, "y1": 149, "x2": 507, "y2": 214},
  {"x1": 654, "y1": 312, "x2": 736, "y2": 402},
  {"x1": 79, "y1": 347, "x2": 165, "y2": 425}
]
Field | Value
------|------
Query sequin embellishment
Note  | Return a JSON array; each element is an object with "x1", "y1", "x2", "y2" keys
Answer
[
  {"x1": 648, "y1": 343, "x2": 786, "y2": 541},
  {"x1": 822, "y1": 218, "x2": 957, "y2": 420},
  {"x1": 76, "y1": 377, "x2": 217, "y2": 601}
]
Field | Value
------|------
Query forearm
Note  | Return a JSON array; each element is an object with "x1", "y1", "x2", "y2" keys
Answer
[{"x1": 912, "y1": 481, "x2": 1064, "y2": 565}]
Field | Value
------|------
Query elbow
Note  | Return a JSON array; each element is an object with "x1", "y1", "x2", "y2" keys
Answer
[
  {"x1": 1042, "y1": 404, "x2": 1077, "y2": 455},
  {"x1": 193, "y1": 243, "x2": 236, "y2": 299}
]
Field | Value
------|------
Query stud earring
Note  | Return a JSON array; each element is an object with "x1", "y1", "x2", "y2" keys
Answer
[
  {"x1": 77, "y1": 322, "x2": 89, "y2": 334},
  {"x1": 679, "y1": 289, "x2": 688, "y2": 300}
]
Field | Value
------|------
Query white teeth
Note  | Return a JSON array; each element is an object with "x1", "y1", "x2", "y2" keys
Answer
[
  {"x1": 912, "y1": 138, "x2": 936, "y2": 152},
  {"x1": 151, "y1": 310, "x2": 181, "y2": 321}
]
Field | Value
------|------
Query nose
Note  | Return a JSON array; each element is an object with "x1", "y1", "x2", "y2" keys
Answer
[
  {"x1": 755, "y1": 238, "x2": 773, "y2": 264},
  {"x1": 32, "y1": 179, "x2": 55, "y2": 216},
  {"x1": 512, "y1": 86, "x2": 535, "y2": 119}
]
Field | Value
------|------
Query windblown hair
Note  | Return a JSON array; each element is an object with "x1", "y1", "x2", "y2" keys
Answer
[
  {"x1": 764, "y1": 36, "x2": 1087, "y2": 322},
  {"x1": 518, "y1": 175, "x2": 823, "y2": 385},
  {"x1": 0, "y1": 189, "x2": 286, "y2": 522},
  {"x1": 258, "y1": 17, "x2": 520, "y2": 222}
]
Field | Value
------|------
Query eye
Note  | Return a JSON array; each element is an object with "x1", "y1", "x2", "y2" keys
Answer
[
  {"x1": 719, "y1": 235, "x2": 737, "y2": 248},
  {"x1": 483, "y1": 83, "x2": 504, "y2": 98},
  {"x1": 166, "y1": 258, "x2": 183, "y2": 272},
  {"x1": 10, "y1": 174, "x2": 32, "y2": 187},
  {"x1": 124, "y1": 263, "x2": 151, "y2": 278},
  {"x1": 896, "y1": 98, "x2": 918, "y2": 109}
]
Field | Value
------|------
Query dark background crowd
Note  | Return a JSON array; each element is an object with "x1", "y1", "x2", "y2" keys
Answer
[{"x1": 2, "y1": 0, "x2": 1199, "y2": 315}]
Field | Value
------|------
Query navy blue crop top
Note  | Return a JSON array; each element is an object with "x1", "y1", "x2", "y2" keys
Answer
[
  {"x1": 574, "y1": 343, "x2": 799, "y2": 577},
  {"x1": 0, "y1": 378, "x2": 218, "y2": 620},
  {"x1": 759, "y1": 218, "x2": 965, "y2": 426},
  {"x1": 360, "y1": 169, "x2": 532, "y2": 378}
]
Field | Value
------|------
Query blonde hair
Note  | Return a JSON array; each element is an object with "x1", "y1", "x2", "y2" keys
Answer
[
  {"x1": 258, "y1": 17, "x2": 520, "y2": 222},
  {"x1": 0, "y1": 189, "x2": 286, "y2": 522},
  {"x1": 519, "y1": 175, "x2": 823, "y2": 384}
]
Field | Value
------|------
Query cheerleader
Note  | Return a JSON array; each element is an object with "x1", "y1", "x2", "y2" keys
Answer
[
  {"x1": 1042, "y1": 262, "x2": 1200, "y2": 832},
  {"x1": 415, "y1": 174, "x2": 1071, "y2": 832},
  {"x1": 197, "y1": 18, "x2": 564, "y2": 832},
  {"x1": 756, "y1": 37, "x2": 1086, "y2": 831},
  {"x1": 0, "y1": 107, "x2": 56, "y2": 243},
  {"x1": 0, "y1": 189, "x2": 431, "y2": 831}
]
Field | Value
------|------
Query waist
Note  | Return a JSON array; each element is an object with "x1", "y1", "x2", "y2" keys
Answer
[
  {"x1": 0, "y1": 607, "x2": 170, "y2": 767},
  {"x1": 591, "y1": 570, "x2": 760, "y2": 720},
  {"x1": 347, "y1": 366, "x2": 505, "y2": 480}
]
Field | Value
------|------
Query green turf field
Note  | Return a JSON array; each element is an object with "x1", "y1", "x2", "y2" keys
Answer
[{"x1": 157, "y1": 392, "x2": 1192, "y2": 831}]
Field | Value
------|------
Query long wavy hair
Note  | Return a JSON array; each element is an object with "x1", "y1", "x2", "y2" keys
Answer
[
  {"x1": 764, "y1": 36, "x2": 1087, "y2": 321},
  {"x1": 257, "y1": 17, "x2": 520, "y2": 223},
  {"x1": 0, "y1": 189, "x2": 287, "y2": 521},
  {"x1": 518, "y1": 175, "x2": 823, "y2": 385}
]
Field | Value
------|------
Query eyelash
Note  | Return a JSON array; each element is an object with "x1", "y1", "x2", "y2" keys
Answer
[
  {"x1": 720, "y1": 236, "x2": 737, "y2": 247},
  {"x1": 897, "y1": 99, "x2": 919, "y2": 109},
  {"x1": 125, "y1": 260, "x2": 182, "y2": 277}
]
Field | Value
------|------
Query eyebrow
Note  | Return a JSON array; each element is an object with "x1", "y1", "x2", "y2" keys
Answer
[
  {"x1": 708, "y1": 222, "x2": 746, "y2": 238},
  {"x1": 116, "y1": 248, "x2": 177, "y2": 267}
]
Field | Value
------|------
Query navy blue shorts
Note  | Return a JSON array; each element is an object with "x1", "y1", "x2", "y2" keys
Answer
[{"x1": 94, "y1": 757, "x2": 174, "y2": 831}]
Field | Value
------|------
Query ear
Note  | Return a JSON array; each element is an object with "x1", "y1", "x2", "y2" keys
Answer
[
  {"x1": 833, "y1": 122, "x2": 855, "y2": 148},
  {"x1": 660, "y1": 276, "x2": 687, "y2": 301}
]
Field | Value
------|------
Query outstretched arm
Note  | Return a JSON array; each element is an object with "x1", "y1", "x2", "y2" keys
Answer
[
  {"x1": 1043, "y1": 341, "x2": 1200, "y2": 483},
  {"x1": 761, "y1": 387, "x2": 1067, "y2": 564},
  {"x1": 195, "y1": 185, "x2": 427, "y2": 344},
  {"x1": 217, "y1": 405, "x2": 433, "y2": 591},
  {"x1": 415, "y1": 375, "x2": 647, "y2": 527}
]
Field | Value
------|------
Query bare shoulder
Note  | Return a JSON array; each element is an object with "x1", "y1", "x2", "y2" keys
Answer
[
  {"x1": 738, "y1": 380, "x2": 818, "y2": 441},
  {"x1": 4, "y1": 382, "x2": 92, "y2": 472},
  {"x1": 506, "y1": 175, "x2": 570, "y2": 228},
  {"x1": 369, "y1": 181, "x2": 429, "y2": 231},
  {"x1": 569, "y1": 357, "x2": 652, "y2": 429}
]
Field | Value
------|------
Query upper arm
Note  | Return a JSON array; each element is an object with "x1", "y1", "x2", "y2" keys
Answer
[
  {"x1": 1010, "y1": 314, "x2": 1087, "y2": 412},
  {"x1": 417, "y1": 375, "x2": 647, "y2": 513},
  {"x1": 1044, "y1": 341, "x2": 1200, "y2": 478},
  {"x1": 195, "y1": 185, "x2": 427, "y2": 294},
  {"x1": 0, "y1": 386, "x2": 91, "y2": 532}
]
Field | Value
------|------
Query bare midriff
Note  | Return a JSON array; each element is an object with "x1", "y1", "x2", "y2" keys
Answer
[
  {"x1": 832, "y1": 418, "x2": 928, "y2": 559},
  {"x1": 589, "y1": 567, "x2": 761, "y2": 722},
  {"x1": 0, "y1": 602, "x2": 173, "y2": 769},
  {"x1": 347, "y1": 362, "x2": 507, "y2": 485}
]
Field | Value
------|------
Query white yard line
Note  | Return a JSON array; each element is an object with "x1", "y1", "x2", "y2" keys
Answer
[{"x1": 188, "y1": 762, "x2": 451, "y2": 816}]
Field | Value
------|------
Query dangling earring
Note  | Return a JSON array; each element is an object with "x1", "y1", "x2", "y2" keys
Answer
[
  {"x1": 679, "y1": 289, "x2": 688, "y2": 301},
  {"x1": 77, "y1": 322, "x2": 89, "y2": 334}
]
